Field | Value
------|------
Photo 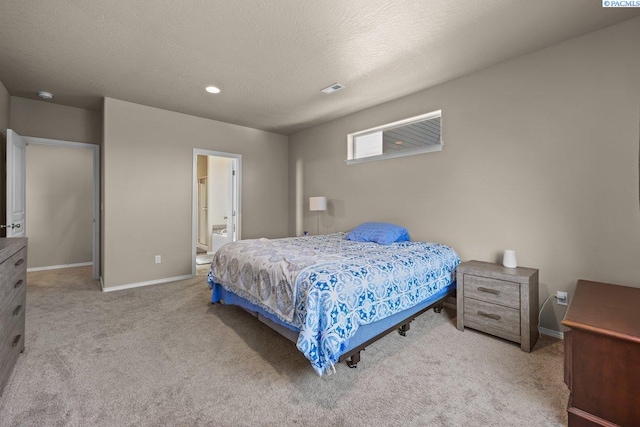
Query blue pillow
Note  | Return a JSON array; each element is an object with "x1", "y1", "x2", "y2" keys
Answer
[{"x1": 346, "y1": 222, "x2": 411, "y2": 245}]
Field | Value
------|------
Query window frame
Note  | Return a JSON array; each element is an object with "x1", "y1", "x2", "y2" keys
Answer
[{"x1": 346, "y1": 110, "x2": 443, "y2": 165}]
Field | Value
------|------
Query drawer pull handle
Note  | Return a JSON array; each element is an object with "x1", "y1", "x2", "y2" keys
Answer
[
  {"x1": 477, "y1": 287, "x2": 500, "y2": 295},
  {"x1": 13, "y1": 305, "x2": 23, "y2": 316},
  {"x1": 15, "y1": 258, "x2": 25, "y2": 267},
  {"x1": 14, "y1": 279, "x2": 24, "y2": 289},
  {"x1": 478, "y1": 311, "x2": 501, "y2": 321},
  {"x1": 12, "y1": 335, "x2": 21, "y2": 347}
]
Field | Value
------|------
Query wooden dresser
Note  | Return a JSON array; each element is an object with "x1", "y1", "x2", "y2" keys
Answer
[
  {"x1": 562, "y1": 280, "x2": 640, "y2": 427},
  {"x1": 457, "y1": 260, "x2": 539, "y2": 352},
  {"x1": 0, "y1": 238, "x2": 27, "y2": 396}
]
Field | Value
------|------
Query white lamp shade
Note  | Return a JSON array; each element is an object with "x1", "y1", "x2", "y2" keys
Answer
[{"x1": 309, "y1": 196, "x2": 327, "y2": 211}]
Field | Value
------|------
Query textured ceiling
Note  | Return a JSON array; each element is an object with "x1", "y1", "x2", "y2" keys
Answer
[{"x1": 0, "y1": 1, "x2": 638, "y2": 135}]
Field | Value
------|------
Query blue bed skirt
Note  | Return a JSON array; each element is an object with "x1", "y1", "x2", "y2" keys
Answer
[{"x1": 211, "y1": 281, "x2": 456, "y2": 358}]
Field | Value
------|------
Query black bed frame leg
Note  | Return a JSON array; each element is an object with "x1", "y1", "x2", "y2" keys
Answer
[
  {"x1": 433, "y1": 303, "x2": 444, "y2": 314},
  {"x1": 398, "y1": 322, "x2": 410, "y2": 336},
  {"x1": 346, "y1": 351, "x2": 361, "y2": 368}
]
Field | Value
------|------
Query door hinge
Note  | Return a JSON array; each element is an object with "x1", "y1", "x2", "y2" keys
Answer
[{"x1": 232, "y1": 170, "x2": 236, "y2": 176}]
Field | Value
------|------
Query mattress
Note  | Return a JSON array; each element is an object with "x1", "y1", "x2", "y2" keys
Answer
[{"x1": 208, "y1": 232, "x2": 460, "y2": 374}]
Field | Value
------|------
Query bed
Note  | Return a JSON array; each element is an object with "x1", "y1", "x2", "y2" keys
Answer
[{"x1": 207, "y1": 232, "x2": 460, "y2": 375}]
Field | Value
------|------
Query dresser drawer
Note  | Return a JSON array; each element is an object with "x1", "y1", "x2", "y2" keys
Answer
[
  {"x1": 2, "y1": 303, "x2": 25, "y2": 347},
  {"x1": 464, "y1": 274, "x2": 520, "y2": 309},
  {"x1": 0, "y1": 247, "x2": 27, "y2": 282},
  {"x1": 463, "y1": 297, "x2": 520, "y2": 336},
  {"x1": 0, "y1": 239, "x2": 27, "y2": 397},
  {"x1": 0, "y1": 290, "x2": 26, "y2": 343},
  {"x1": 0, "y1": 269, "x2": 26, "y2": 314},
  {"x1": 0, "y1": 315, "x2": 25, "y2": 396}
]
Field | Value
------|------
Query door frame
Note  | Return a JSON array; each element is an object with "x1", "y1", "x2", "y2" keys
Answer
[
  {"x1": 192, "y1": 149, "x2": 241, "y2": 276},
  {"x1": 23, "y1": 136, "x2": 101, "y2": 280}
]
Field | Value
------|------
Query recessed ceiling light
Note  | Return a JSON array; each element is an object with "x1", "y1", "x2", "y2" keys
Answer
[
  {"x1": 37, "y1": 91, "x2": 54, "y2": 100},
  {"x1": 321, "y1": 83, "x2": 345, "y2": 94},
  {"x1": 205, "y1": 86, "x2": 221, "y2": 94}
]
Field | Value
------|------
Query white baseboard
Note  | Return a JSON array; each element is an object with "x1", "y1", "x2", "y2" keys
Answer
[
  {"x1": 538, "y1": 327, "x2": 564, "y2": 339},
  {"x1": 27, "y1": 262, "x2": 93, "y2": 272},
  {"x1": 101, "y1": 274, "x2": 192, "y2": 293},
  {"x1": 100, "y1": 276, "x2": 104, "y2": 292}
]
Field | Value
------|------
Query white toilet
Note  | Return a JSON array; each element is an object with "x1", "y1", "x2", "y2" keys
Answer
[{"x1": 209, "y1": 229, "x2": 228, "y2": 254}]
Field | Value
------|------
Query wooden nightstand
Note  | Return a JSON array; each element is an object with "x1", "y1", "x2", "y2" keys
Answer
[{"x1": 456, "y1": 260, "x2": 539, "y2": 352}]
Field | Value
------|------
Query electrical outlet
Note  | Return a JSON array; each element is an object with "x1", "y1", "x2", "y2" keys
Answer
[
  {"x1": 556, "y1": 291, "x2": 568, "y2": 306},
  {"x1": 155, "y1": 255, "x2": 161, "y2": 264}
]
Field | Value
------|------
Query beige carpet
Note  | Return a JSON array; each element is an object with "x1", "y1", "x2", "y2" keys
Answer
[{"x1": 0, "y1": 266, "x2": 569, "y2": 426}]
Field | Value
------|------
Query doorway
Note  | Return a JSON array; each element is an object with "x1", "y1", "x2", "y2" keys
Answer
[
  {"x1": 192, "y1": 149, "x2": 241, "y2": 276},
  {"x1": 5, "y1": 130, "x2": 100, "y2": 280}
]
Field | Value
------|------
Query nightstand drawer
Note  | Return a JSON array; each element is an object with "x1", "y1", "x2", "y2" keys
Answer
[
  {"x1": 463, "y1": 297, "x2": 520, "y2": 336},
  {"x1": 463, "y1": 274, "x2": 520, "y2": 309}
]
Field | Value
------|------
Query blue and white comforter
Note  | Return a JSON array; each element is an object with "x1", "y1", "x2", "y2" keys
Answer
[{"x1": 208, "y1": 233, "x2": 460, "y2": 375}]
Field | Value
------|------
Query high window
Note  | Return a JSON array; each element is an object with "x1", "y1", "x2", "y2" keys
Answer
[{"x1": 347, "y1": 110, "x2": 442, "y2": 164}]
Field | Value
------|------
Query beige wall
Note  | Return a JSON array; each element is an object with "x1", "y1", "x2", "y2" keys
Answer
[
  {"x1": 10, "y1": 97, "x2": 102, "y2": 144},
  {"x1": 289, "y1": 18, "x2": 640, "y2": 332},
  {"x1": 0, "y1": 80, "x2": 9, "y2": 137},
  {"x1": 102, "y1": 98, "x2": 288, "y2": 288},
  {"x1": 26, "y1": 144, "x2": 93, "y2": 268}
]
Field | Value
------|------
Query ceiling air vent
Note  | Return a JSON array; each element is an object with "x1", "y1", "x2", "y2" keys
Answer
[{"x1": 321, "y1": 83, "x2": 345, "y2": 94}]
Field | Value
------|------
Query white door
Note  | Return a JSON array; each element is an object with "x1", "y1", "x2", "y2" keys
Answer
[
  {"x1": 198, "y1": 178, "x2": 208, "y2": 245},
  {"x1": 4, "y1": 130, "x2": 26, "y2": 238},
  {"x1": 226, "y1": 161, "x2": 236, "y2": 243}
]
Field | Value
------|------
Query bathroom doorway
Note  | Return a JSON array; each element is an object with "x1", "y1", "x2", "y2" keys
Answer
[{"x1": 192, "y1": 149, "x2": 241, "y2": 276}]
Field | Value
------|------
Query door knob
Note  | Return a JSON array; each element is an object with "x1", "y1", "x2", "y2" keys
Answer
[{"x1": 0, "y1": 224, "x2": 20, "y2": 229}]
